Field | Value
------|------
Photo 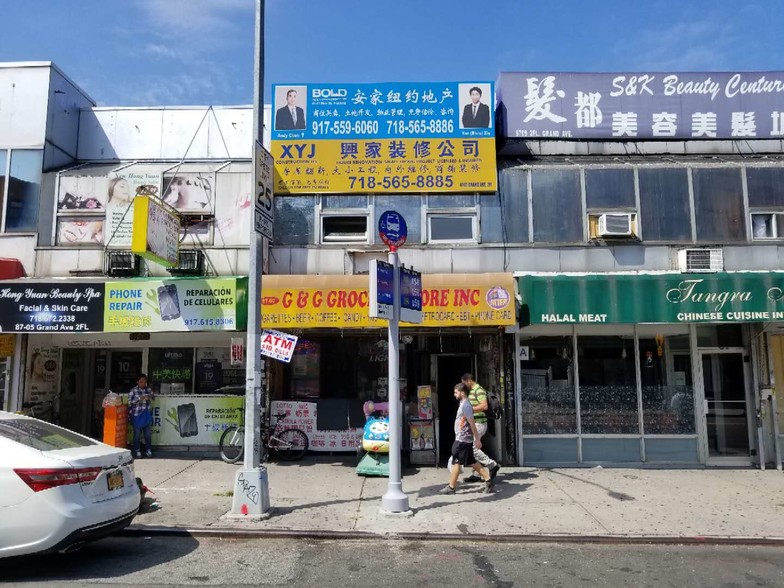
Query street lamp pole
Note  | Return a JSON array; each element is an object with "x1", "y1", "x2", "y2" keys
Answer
[
  {"x1": 230, "y1": 0, "x2": 270, "y2": 518},
  {"x1": 381, "y1": 244, "x2": 410, "y2": 513}
]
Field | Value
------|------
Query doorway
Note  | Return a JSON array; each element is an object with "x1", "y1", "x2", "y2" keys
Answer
[
  {"x1": 699, "y1": 350, "x2": 752, "y2": 463},
  {"x1": 435, "y1": 354, "x2": 473, "y2": 464}
]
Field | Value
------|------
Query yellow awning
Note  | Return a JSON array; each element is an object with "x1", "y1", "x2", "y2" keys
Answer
[{"x1": 261, "y1": 273, "x2": 515, "y2": 329}]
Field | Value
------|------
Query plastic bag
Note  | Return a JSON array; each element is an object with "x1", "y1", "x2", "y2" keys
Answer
[{"x1": 102, "y1": 391, "x2": 122, "y2": 408}]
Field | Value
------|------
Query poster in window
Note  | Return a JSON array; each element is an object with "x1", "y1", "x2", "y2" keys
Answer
[
  {"x1": 58, "y1": 175, "x2": 107, "y2": 211},
  {"x1": 162, "y1": 173, "x2": 214, "y2": 213},
  {"x1": 106, "y1": 172, "x2": 161, "y2": 248},
  {"x1": 25, "y1": 345, "x2": 59, "y2": 406},
  {"x1": 58, "y1": 218, "x2": 105, "y2": 245}
]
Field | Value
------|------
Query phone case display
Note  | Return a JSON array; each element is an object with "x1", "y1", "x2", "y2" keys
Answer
[{"x1": 409, "y1": 385, "x2": 437, "y2": 465}]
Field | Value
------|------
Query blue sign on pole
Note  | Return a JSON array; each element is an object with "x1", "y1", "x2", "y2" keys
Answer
[
  {"x1": 378, "y1": 210, "x2": 407, "y2": 248},
  {"x1": 400, "y1": 266, "x2": 423, "y2": 324}
]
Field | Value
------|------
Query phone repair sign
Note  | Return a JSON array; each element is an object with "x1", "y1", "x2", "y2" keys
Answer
[{"x1": 260, "y1": 329, "x2": 298, "y2": 363}]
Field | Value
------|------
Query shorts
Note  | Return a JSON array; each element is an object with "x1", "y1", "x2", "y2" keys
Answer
[{"x1": 451, "y1": 441, "x2": 476, "y2": 467}]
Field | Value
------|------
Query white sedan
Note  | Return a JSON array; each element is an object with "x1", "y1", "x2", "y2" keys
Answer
[{"x1": 0, "y1": 411, "x2": 140, "y2": 558}]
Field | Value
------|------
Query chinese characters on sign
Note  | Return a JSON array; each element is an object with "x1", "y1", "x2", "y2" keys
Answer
[
  {"x1": 497, "y1": 72, "x2": 784, "y2": 140},
  {"x1": 271, "y1": 82, "x2": 498, "y2": 193}
]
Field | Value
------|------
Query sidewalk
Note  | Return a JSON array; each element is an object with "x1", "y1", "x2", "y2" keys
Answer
[{"x1": 130, "y1": 455, "x2": 784, "y2": 541}]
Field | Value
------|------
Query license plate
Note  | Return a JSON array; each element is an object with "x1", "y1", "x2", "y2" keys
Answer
[{"x1": 107, "y1": 471, "x2": 124, "y2": 491}]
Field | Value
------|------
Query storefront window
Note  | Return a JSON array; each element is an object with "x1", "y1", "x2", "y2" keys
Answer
[
  {"x1": 149, "y1": 348, "x2": 194, "y2": 394},
  {"x1": 5, "y1": 150, "x2": 43, "y2": 232},
  {"x1": 577, "y1": 336, "x2": 638, "y2": 434},
  {"x1": 483, "y1": 168, "x2": 529, "y2": 244},
  {"x1": 746, "y1": 167, "x2": 784, "y2": 208},
  {"x1": 531, "y1": 169, "x2": 583, "y2": 242},
  {"x1": 273, "y1": 196, "x2": 315, "y2": 245},
  {"x1": 585, "y1": 168, "x2": 635, "y2": 209},
  {"x1": 693, "y1": 167, "x2": 745, "y2": 242},
  {"x1": 289, "y1": 340, "x2": 320, "y2": 399},
  {"x1": 520, "y1": 337, "x2": 576, "y2": 434},
  {"x1": 638, "y1": 167, "x2": 691, "y2": 241},
  {"x1": 195, "y1": 348, "x2": 245, "y2": 394},
  {"x1": 284, "y1": 336, "x2": 405, "y2": 402},
  {"x1": 639, "y1": 335, "x2": 695, "y2": 434}
]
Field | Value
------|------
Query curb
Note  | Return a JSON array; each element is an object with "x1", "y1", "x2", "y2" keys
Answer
[{"x1": 123, "y1": 525, "x2": 784, "y2": 547}]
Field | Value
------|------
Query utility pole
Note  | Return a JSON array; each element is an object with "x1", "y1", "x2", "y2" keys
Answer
[{"x1": 230, "y1": 0, "x2": 270, "y2": 518}]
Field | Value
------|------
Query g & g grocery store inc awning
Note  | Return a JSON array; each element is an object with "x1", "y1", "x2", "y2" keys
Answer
[
  {"x1": 518, "y1": 271, "x2": 784, "y2": 325},
  {"x1": 261, "y1": 274, "x2": 516, "y2": 329}
]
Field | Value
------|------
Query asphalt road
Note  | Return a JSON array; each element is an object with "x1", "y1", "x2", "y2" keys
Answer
[{"x1": 0, "y1": 535, "x2": 782, "y2": 587}]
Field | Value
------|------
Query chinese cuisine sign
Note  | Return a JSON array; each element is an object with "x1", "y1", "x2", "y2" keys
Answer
[
  {"x1": 131, "y1": 195, "x2": 180, "y2": 267},
  {"x1": 271, "y1": 82, "x2": 498, "y2": 193},
  {"x1": 497, "y1": 72, "x2": 784, "y2": 140}
]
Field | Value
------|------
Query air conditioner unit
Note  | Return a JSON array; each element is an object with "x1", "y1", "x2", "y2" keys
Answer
[
  {"x1": 598, "y1": 213, "x2": 633, "y2": 237},
  {"x1": 170, "y1": 249, "x2": 205, "y2": 276},
  {"x1": 105, "y1": 251, "x2": 141, "y2": 277},
  {"x1": 677, "y1": 248, "x2": 723, "y2": 273}
]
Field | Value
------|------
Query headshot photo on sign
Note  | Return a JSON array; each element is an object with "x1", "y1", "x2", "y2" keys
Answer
[
  {"x1": 459, "y1": 83, "x2": 492, "y2": 129},
  {"x1": 275, "y1": 86, "x2": 307, "y2": 131}
]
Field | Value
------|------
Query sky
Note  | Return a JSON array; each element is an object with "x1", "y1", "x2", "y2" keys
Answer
[{"x1": 1, "y1": 0, "x2": 782, "y2": 107}]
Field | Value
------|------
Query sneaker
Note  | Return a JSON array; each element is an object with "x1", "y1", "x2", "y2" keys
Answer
[
  {"x1": 482, "y1": 480, "x2": 495, "y2": 494},
  {"x1": 145, "y1": 450, "x2": 153, "y2": 458},
  {"x1": 490, "y1": 464, "x2": 500, "y2": 479},
  {"x1": 463, "y1": 474, "x2": 482, "y2": 483},
  {"x1": 134, "y1": 451, "x2": 142, "y2": 459},
  {"x1": 438, "y1": 484, "x2": 456, "y2": 495}
]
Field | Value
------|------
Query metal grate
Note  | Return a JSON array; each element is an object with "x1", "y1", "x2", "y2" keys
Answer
[
  {"x1": 170, "y1": 249, "x2": 205, "y2": 275},
  {"x1": 679, "y1": 248, "x2": 723, "y2": 272},
  {"x1": 105, "y1": 251, "x2": 141, "y2": 277}
]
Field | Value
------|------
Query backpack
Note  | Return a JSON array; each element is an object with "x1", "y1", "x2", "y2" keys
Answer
[{"x1": 486, "y1": 388, "x2": 503, "y2": 420}]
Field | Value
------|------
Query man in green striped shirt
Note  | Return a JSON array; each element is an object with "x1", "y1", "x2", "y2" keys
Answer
[{"x1": 462, "y1": 373, "x2": 500, "y2": 482}]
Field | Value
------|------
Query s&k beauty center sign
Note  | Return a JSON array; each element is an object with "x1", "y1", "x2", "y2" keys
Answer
[
  {"x1": 497, "y1": 71, "x2": 784, "y2": 140},
  {"x1": 262, "y1": 274, "x2": 515, "y2": 329}
]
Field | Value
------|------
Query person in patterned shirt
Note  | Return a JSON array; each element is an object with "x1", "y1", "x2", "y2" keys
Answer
[{"x1": 128, "y1": 374, "x2": 154, "y2": 458}]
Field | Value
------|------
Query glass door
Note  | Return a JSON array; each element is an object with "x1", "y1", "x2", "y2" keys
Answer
[{"x1": 700, "y1": 352, "x2": 751, "y2": 461}]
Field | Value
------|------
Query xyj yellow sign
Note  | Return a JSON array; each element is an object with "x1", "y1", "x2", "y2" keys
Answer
[
  {"x1": 272, "y1": 138, "x2": 497, "y2": 194},
  {"x1": 262, "y1": 274, "x2": 515, "y2": 329}
]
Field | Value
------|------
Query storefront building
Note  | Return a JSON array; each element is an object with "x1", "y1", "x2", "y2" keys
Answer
[
  {"x1": 517, "y1": 272, "x2": 784, "y2": 466},
  {"x1": 261, "y1": 273, "x2": 516, "y2": 464},
  {"x1": 1, "y1": 277, "x2": 248, "y2": 444},
  {"x1": 496, "y1": 72, "x2": 784, "y2": 468}
]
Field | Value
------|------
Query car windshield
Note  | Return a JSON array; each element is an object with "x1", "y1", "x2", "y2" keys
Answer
[{"x1": 0, "y1": 418, "x2": 98, "y2": 451}]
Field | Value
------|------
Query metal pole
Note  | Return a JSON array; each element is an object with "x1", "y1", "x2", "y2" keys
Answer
[
  {"x1": 381, "y1": 245, "x2": 410, "y2": 513},
  {"x1": 230, "y1": 0, "x2": 270, "y2": 518}
]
